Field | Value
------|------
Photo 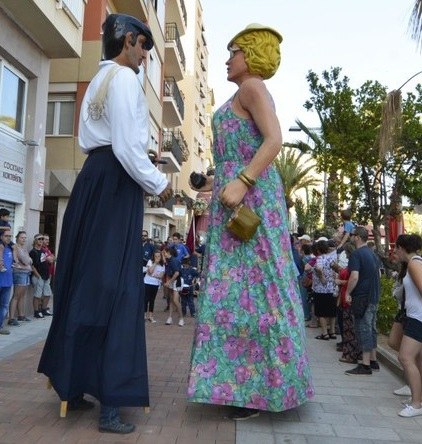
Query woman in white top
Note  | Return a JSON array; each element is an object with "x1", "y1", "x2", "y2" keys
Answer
[
  {"x1": 9, "y1": 231, "x2": 33, "y2": 325},
  {"x1": 395, "y1": 234, "x2": 422, "y2": 418},
  {"x1": 144, "y1": 250, "x2": 165, "y2": 323}
]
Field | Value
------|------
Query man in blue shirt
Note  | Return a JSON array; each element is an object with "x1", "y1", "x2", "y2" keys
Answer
[
  {"x1": 171, "y1": 232, "x2": 190, "y2": 262},
  {"x1": 0, "y1": 229, "x2": 13, "y2": 335},
  {"x1": 344, "y1": 226, "x2": 380, "y2": 376}
]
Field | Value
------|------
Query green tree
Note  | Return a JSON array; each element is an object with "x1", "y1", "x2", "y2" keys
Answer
[
  {"x1": 302, "y1": 67, "x2": 422, "y2": 254},
  {"x1": 295, "y1": 189, "x2": 323, "y2": 236},
  {"x1": 273, "y1": 147, "x2": 321, "y2": 209}
]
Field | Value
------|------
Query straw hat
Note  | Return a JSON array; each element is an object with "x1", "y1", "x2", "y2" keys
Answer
[{"x1": 227, "y1": 23, "x2": 283, "y2": 48}]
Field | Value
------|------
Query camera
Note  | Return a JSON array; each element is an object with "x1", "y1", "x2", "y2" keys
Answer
[{"x1": 190, "y1": 172, "x2": 207, "y2": 189}]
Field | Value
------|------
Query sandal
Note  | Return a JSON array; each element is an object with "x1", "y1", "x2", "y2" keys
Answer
[
  {"x1": 315, "y1": 334, "x2": 330, "y2": 340},
  {"x1": 329, "y1": 334, "x2": 337, "y2": 339}
]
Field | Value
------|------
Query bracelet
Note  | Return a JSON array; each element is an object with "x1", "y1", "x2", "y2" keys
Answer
[
  {"x1": 237, "y1": 173, "x2": 252, "y2": 188},
  {"x1": 239, "y1": 170, "x2": 256, "y2": 186}
]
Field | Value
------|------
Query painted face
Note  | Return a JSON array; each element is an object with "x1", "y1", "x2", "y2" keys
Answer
[
  {"x1": 127, "y1": 33, "x2": 148, "y2": 74},
  {"x1": 226, "y1": 45, "x2": 248, "y2": 82}
]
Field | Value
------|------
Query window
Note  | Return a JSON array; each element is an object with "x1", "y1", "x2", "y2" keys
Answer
[
  {"x1": 0, "y1": 64, "x2": 27, "y2": 134},
  {"x1": 147, "y1": 47, "x2": 161, "y2": 97},
  {"x1": 150, "y1": 120, "x2": 159, "y2": 153},
  {"x1": 46, "y1": 94, "x2": 75, "y2": 136},
  {"x1": 150, "y1": 0, "x2": 165, "y2": 31}
]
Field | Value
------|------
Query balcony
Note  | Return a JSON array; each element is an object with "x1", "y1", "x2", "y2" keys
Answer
[
  {"x1": 165, "y1": 0, "x2": 187, "y2": 36},
  {"x1": 0, "y1": 0, "x2": 85, "y2": 57},
  {"x1": 160, "y1": 129, "x2": 186, "y2": 173},
  {"x1": 163, "y1": 77, "x2": 184, "y2": 128},
  {"x1": 164, "y1": 23, "x2": 186, "y2": 81},
  {"x1": 112, "y1": 0, "x2": 147, "y2": 21}
]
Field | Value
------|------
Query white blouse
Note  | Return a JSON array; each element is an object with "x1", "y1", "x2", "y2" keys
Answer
[{"x1": 79, "y1": 61, "x2": 168, "y2": 196}]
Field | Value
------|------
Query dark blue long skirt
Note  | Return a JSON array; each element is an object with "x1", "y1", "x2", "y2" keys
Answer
[{"x1": 38, "y1": 148, "x2": 148, "y2": 407}]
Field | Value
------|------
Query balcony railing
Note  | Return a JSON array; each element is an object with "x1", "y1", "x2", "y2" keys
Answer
[
  {"x1": 163, "y1": 77, "x2": 184, "y2": 120},
  {"x1": 162, "y1": 130, "x2": 184, "y2": 165},
  {"x1": 165, "y1": 23, "x2": 186, "y2": 71},
  {"x1": 180, "y1": 0, "x2": 187, "y2": 27}
]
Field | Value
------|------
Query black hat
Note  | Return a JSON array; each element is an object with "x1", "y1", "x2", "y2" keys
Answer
[{"x1": 103, "y1": 14, "x2": 154, "y2": 51}]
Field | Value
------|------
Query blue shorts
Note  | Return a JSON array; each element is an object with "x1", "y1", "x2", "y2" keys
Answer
[
  {"x1": 13, "y1": 271, "x2": 31, "y2": 286},
  {"x1": 404, "y1": 317, "x2": 422, "y2": 343},
  {"x1": 354, "y1": 303, "x2": 377, "y2": 352}
]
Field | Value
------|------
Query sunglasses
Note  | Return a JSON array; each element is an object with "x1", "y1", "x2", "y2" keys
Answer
[
  {"x1": 36, "y1": 237, "x2": 44, "y2": 240},
  {"x1": 228, "y1": 47, "x2": 242, "y2": 60}
]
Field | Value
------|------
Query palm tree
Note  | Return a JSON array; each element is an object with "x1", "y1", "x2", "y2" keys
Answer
[
  {"x1": 410, "y1": 0, "x2": 422, "y2": 48},
  {"x1": 273, "y1": 147, "x2": 321, "y2": 209}
]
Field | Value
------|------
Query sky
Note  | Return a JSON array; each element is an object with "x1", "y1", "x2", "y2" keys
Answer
[{"x1": 201, "y1": 0, "x2": 422, "y2": 144}]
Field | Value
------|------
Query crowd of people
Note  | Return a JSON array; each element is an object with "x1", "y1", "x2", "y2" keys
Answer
[
  {"x1": 0, "y1": 208, "x2": 55, "y2": 335},
  {"x1": 291, "y1": 223, "x2": 422, "y2": 418}
]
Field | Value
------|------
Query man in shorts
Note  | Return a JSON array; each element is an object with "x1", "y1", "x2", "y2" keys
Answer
[
  {"x1": 29, "y1": 234, "x2": 53, "y2": 318},
  {"x1": 344, "y1": 226, "x2": 380, "y2": 375}
]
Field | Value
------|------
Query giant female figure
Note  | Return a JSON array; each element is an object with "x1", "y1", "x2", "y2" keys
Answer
[{"x1": 187, "y1": 24, "x2": 314, "y2": 420}]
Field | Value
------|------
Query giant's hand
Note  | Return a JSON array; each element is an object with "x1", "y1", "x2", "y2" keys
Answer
[
  {"x1": 158, "y1": 184, "x2": 173, "y2": 202},
  {"x1": 218, "y1": 179, "x2": 248, "y2": 209}
]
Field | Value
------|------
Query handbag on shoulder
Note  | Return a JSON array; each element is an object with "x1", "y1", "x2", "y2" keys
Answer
[{"x1": 226, "y1": 204, "x2": 261, "y2": 242}]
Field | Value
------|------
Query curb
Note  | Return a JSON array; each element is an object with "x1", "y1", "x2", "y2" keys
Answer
[{"x1": 377, "y1": 344, "x2": 404, "y2": 379}]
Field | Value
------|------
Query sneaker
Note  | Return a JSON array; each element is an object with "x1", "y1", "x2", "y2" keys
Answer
[
  {"x1": 42, "y1": 308, "x2": 53, "y2": 316},
  {"x1": 227, "y1": 408, "x2": 260, "y2": 421},
  {"x1": 398, "y1": 404, "x2": 422, "y2": 417},
  {"x1": 7, "y1": 319, "x2": 20, "y2": 326},
  {"x1": 178, "y1": 318, "x2": 185, "y2": 327},
  {"x1": 34, "y1": 311, "x2": 44, "y2": 319},
  {"x1": 0, "y1": 328, "x2": 10, "y2": 335},
  {"x1": 370, "y1": 360, "x2": 380, "y2": 372},
  {"x1": 345, "y1": 364, "x2": 372, "y2": 376},
  {"x1": 165, "y1": 317, "x2": 173, "y2": 325},
  {"x1": 394, "y1": 385, "x2": 411, "y2": 396},
  {"x1": 17, "y1": 316, "x2": 31, "y2": 322},
  {"x1": 0, "y1": 266, "x2": 6, "y2": 272},
  {"x1": 149, "y1": 317, "x2": 157, "y2": 323},
  {"x1": 401, "y1": 398, "x2": 412, "y2": 407}
]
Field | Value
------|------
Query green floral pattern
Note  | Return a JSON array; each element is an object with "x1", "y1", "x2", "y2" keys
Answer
[{"x1": 187, "y1": 97, "x2": 314, "y2": 411}]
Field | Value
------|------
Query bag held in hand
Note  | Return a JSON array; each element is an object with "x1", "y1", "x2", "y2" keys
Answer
[{"x1": 226, "y1": 204, "x2": 261, "y2": 241}]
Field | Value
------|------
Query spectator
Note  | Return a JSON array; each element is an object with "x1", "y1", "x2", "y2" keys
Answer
[
  {"x1": 144, "y1": 250, "x2": 165, "y2": 323},
  {"x1": 180, "y1": 258, "x2": 198, "y2": 318},
  {"x1": 171, "y1": 232, "x2": 190, "y2": 262},
  {"x1": 29, "y1": 234, "x2": 53, "y2": 318},
  {"x1": 344, "y1": 226, "x2": 381, "y2": 376},
  {"x1": 163, "y1": 246, "x2": 184, "y2": 326},
  {"x1": 42, "y1": 234, "x2": 56, "y2": 287},
  {"x1": 334, "y1": 243, "x2": 361, "y2": 364},
  {"x1": 337, "y1": 209, "x2": 355, "y2": 252},
  {"x1": 313, "y1": 240, "x2": 337, "y2": 340},
  {"x1": 0, "y1": 208, "x2": 17, "y2": 271},
  {"x1": 8, "y1": 231, "x2": 32, "y2": 325},
  {"x1": 0, "y1": 229, "x2": 13, "y2": 335},
  {"x1": 142, "y1": 230, "x2": 154, "y2": 274},
  {"x1": 395, "y1": 234, "x2": 422, "y2": 417}
]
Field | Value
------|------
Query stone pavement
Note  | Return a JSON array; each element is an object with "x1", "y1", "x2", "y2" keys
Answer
[{"x1": 0, "y1": 295, "x2": 420, "y2": 444}]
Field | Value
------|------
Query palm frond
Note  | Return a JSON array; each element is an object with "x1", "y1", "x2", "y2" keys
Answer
[{"x1": 409, "y1": 0, "x2": 422, "y2": 49}]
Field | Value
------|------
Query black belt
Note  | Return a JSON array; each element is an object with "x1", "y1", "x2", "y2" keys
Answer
[{"x1": 88, "y1": 145, "x2": 112, "y2": 155}]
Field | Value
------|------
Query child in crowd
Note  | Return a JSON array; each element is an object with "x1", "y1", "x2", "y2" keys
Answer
[
  {"x1": 337, "y1": 209, "x2": 355, "y2": 252},
  {"x1": 163, "y1": 246, "x2": 184, "y2": 326},
  {"x1": 144, "y1": 249, "x2": 165, "y2": 323},
  {"x1": 180, "y1": 258, "x2": 199, "y2": 318}
]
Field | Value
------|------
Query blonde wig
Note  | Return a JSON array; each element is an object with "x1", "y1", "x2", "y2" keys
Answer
[{"x1": 234, "y1": 30, "x2": 281, "y2": 80}]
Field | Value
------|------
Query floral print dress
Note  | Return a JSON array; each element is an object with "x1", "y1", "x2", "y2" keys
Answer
[{"x1": 187, "y1": 95, "x2": 314, "y2": 411}]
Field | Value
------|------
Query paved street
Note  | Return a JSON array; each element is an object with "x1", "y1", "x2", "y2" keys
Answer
[{"x1": 0, "y1": 295, "x2": 420, "y2": 443}]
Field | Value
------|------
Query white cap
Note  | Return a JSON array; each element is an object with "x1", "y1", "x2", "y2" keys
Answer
[
  {"x1": 316, "y1": 236, "x2": 328, "y2": 242},
  {"x1": 298, "y1": 234, "x2": 311, "y2": 241}
]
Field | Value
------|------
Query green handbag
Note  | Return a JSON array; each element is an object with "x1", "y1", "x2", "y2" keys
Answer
[{"x1": 226, "y1": 204, "x2": 261, "y2": 241}]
